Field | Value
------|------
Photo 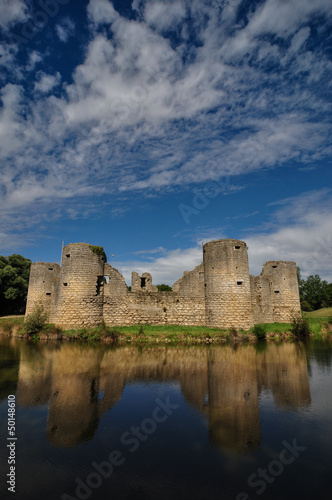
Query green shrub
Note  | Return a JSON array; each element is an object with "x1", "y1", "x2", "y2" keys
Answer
[
  {"x1": 89, "y1": 245, "x2": 107, "y2": 261},
  {"x1": 0, "y1": 319, "x2": 15, "y2": 334},
  {"x1": 229, "y1": 326, "x2": 238, "y2": 339},
  {"x1": 291, "y1": 315, "x2": 311, "y2": 339},
  {"x1": 103, "y1": 328, "x2": 120, "y2": 342},
  {"x1": 301, "y1": 300, "x2": 313, "y2": 312},
  {"x1": 252, "y1": 324, "x2": 267, "y2": 340},
  {"x1": 23, "y1": 305, "x2": 48, "y2": 336},
  {"x1": 137, "y1": 325, "x2": 145, "y2": 336}
]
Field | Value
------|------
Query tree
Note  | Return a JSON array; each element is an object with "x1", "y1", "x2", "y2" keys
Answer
[
  {"x1": 299, "y1": 274, "x2": 330, "y2": 311},
  {"x1": 156, "y1": 284, "x2": 172, "y2": 292},
  {"x1": 0, "y1": 254, "x2": 31, "y2": 316}
]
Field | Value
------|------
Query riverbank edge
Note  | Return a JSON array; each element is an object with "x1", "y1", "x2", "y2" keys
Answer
[{"x1": 0, "y1": 316, "x2": 331, "y2": 345}]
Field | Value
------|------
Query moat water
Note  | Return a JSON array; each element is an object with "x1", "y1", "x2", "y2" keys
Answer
[{"x1": 0, "y1": 337, "x2": 331, "y2": 500}]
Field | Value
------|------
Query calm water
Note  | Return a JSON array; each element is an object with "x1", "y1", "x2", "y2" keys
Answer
[{"x1": 0, "y1": 337, "x2": 331, "y2": 500}]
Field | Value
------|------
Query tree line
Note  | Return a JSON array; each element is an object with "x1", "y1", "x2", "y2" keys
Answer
[
  {"x1": 0, "y1": 255, "x2": 31, "y2": 316},
  {"x1": 297, "y1": 268, "x2": 332, "y2": 311}
]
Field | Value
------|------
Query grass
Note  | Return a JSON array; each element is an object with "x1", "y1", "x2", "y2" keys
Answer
[
  {"x1": 303, "y1": 307, "x2": 332, "y2": 318},
  {"x1": 0, "y1": 316, "x2": 24, "y2": 334},
  {"x1": 1, "y1": 314, "x2": 331, "y2": 343}
]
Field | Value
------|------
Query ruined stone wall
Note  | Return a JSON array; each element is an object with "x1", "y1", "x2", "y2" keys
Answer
[
  {"x1": 103, "y1": 263, "x2": 205, "y2": 327},
  {"x1": 103, "y1": 263, "x2": 129, "y2": 325},
  {"x1": 250, "y1": 274, "x2": 274, "y2": 324},
  {"x1": 131, "y1": 272, "x2": 158, "y2": 292},
  {"x1": 25, "y1": 263, "x2": 60, "y2": 318},
  {"x1": 104, "y1": 291, "x2": 205, "y2": 327},
  {"x1": 204, "y1": 239, "x2": 254, "y2": 329},
  {"x1": 261, "y1": 261, "x2": 301, "y2": 323},
  {"x1": 173, "y1": 263, "x2": 205, "y2": 297},
  {"x1": 169, "y1": 263, "x2": 206, "y2": 325},
  {"x1": 54, "y1": 243, "x2": 105, "y2": 328}
]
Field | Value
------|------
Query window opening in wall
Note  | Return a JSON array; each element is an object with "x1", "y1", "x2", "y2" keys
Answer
[
  {"x1": 46, "y1": 293, "x2": 51, "y2": 296},
  {"x1": 234, "y1": 246, "x2": 240, "y2": 250},
  {"x1": 104, "y1": 276, "x2": 110, "y2": 284},
  {"x1": 63, "y1": 283, "x2": 68, "y2": 286},
  {"x1": 66, "y1": 254, "x2": 70, "y2": 258},
  {"x1": 141, "y1": 277, "x2": 146, "y2": 288},
  {"x1": 237, "y1": 281, "x2": 243, "y2": 285},
  {"x1": 96, "y1": 276, "x2": 104, "y2": 296},
  {"x1": 274, "y1": 290, "x2": 280, "y2": 294},
  {"x1": 48, "y1": 268, "x2": 53, "y2": 271},
  {"x1": 272, "y1": 265, "x2": 277, "y2": 268}
]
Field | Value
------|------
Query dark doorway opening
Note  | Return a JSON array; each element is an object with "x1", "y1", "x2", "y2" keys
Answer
[{"x1": 96, "y1": 276, "x2": 104, "y2": 295}]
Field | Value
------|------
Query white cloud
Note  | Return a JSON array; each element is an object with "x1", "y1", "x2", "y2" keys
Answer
[
  {"x1": 143, "y1": 1, "x2": 187, "y2": 33},
  {"x1": 55, "y1": 17, "x2": 75, "y2": 43},
  {"x1": 113, "y1": 189, "x2": 332, "y2": 284},
  {"x1": 245, "y1": 0, "x2": 332, "y2": 39},
  {"x1": 26, "y1": 51, "x2": 43, "y2": 71},
  {"x1": 114, "y1": 245, "x2": 202, "y2": 285},
  {"x1": 247, "y1": 189, "x2": 332, "y2": 280},
  {"x1": 0, "y1": 0, "x2": 331, "y2": 250},
  {"x1": 34, "y1": 72, "x2": 61, "y2": 93},
  {"x1": 289, "y1": 27, "x2": 311, "y2": 54},
  {"x1": 87, "y1": 0, "x2": 119, "y2": 26},
  {"x1": 0, "y1": 0, "x2": 29, "y2": 31},
  {"x1": 0, "y1": 42, "x2": 18, "y2": 71}
]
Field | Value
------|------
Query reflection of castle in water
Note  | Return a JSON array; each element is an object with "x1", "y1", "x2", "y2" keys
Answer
[{"x1": 14, "y1": 343, "x2": 311, "y2": 451}]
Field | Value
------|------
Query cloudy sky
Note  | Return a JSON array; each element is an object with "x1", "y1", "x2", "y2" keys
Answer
[{"x1": 0, "y1": 0, "x2": 331, "y2": 284}]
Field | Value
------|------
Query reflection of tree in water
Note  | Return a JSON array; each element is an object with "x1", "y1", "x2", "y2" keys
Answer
[
  {"x1": 12, "y1": 341, "x2": 312, "y2": 451},
  {"x1": 307, "y1": 340, "x2": 332, "y2": 372},
  {"x1": 0, "y1": 338, "x2": 20, "y2": 401}
]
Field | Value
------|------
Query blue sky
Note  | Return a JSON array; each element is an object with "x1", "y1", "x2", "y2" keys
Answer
[{"x1": 0, "y1": 0, "x2": 331, "y2": 285}]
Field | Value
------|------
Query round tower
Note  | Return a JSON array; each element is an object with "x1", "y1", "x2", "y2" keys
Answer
[
  {"x1": 54, "y1": 243, "x2": 105, "y2": 328},
  {"x1": 203, "y1": 239, "x2": 254, "y2": 329},
  {"x1": 25, "y1": 263, "x2": 60, "y2": 318},
  {"x1": 261, "y1": 261, "x2": 301, "y2": 322}
]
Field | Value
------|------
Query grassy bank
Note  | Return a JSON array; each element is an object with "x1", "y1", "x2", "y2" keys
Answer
[
  {"x1": 1, "y1": 314, "x2": 331, "y2": 344},
  {"x1": 304, "y1": 307, "x2": 332, "y2": 318}
]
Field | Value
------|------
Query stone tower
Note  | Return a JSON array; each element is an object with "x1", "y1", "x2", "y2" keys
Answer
[
  {"x1": 25, "y1": 263, "x2": 60, "y2": 318},
  {"x1": 261, "y1": 261, "x2": 300, "y2": 323},
  {"x1": 54, "y1": 243, "x2": 105, "y2": 328},
  {"x1": 203, "y1": 239, "x2": 254, "y2": 329}
]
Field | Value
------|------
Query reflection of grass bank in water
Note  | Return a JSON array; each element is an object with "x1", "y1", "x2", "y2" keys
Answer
[{"x1": 1, "y1": 315, "x2": 332, "y2": 344}]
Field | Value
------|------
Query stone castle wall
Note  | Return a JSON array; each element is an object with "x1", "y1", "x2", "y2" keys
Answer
[
  {"x1": 204, "y1": 240, "x2": 254, "y2": 329},
  {"x1": 25, "y1": 262, "x2": 61, "y2": 317},
  {"x1": 53, "y1": 243, "x2": 105, "y2": 328},
  {"x1": 25, "y1": 239, "x2": 301, "y2": 329},
  {"x1": 250, "y1": 274, "x2": 274, "y2": 324},
  {"x1": 261, "y1": 261, "x2": 301, "y2": 323}
]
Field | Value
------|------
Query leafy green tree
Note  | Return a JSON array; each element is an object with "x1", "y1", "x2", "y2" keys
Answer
[
  {"x1": 299, "y1": 274, "x2": 330, "y2": 311},
  {"x1": 0, "y1": 254, "x2": 31, "y2": 316},
  {"x1": 321, "y1": 283, "x2": 332, "y2": 308},
  {"x1": 156, "y1": 284, "x2": 172, "y2": 292}
]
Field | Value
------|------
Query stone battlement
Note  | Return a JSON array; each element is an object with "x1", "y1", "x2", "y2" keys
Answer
[{"x1": 25, "y1": 239, "x2": 301, "y2": 329}]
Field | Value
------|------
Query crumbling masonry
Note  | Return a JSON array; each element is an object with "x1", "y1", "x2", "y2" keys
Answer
[{"x1": 25, "y1": 239, "x2": 301, "y2": 329}]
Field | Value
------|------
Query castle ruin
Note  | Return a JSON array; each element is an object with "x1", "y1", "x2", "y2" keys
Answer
[{"x1": 25, "y1": 239, "x2": 301, "y2": 329}]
